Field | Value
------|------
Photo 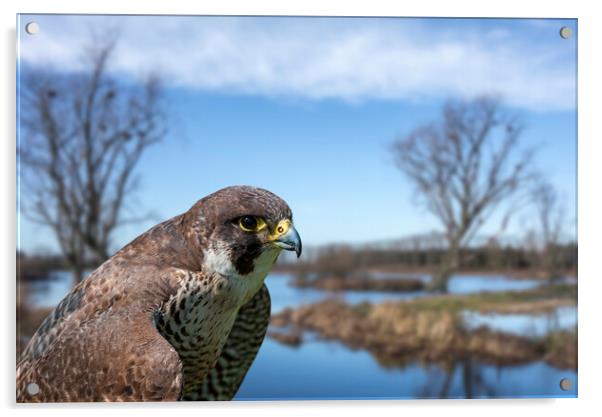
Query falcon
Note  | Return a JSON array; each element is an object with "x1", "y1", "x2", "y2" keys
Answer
[{"x1": 17, "y1": 186, "x2": 301, "y2": 402}]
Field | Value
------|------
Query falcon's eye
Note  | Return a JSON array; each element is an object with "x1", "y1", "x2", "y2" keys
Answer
[{"x1": 238, "y1": 216, "x2": 266, "y2": 232}]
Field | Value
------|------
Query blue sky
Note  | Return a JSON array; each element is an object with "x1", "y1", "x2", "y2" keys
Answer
[{"x1": 17, "y1": 15, "x2": 577, "y2": 253}]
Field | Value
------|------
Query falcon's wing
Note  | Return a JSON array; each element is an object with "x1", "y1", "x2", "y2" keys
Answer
[
  {"x1": 186, "y1": 284, "x2": 271, "y2": 401},
  {"x1": 17, "y1": 268, "x2": 185, "y2": 403},
  {"x1": 19, "y1": 278, "x2": 88, "y2": 362},
  {"x1": 17, "y1": 307, "x2": 184, "y2": 402}
]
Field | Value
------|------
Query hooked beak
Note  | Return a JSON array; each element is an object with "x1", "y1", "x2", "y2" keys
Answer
[{"x1": 273, "y1": 225, "x2": 302, "y2": 258}]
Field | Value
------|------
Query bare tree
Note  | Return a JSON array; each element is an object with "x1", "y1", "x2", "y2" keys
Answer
[
  {"x1": 531, "y1": 179, "x2": 566, "y2": 282},
  {"x1": 19, "y1": 38, "x2": 167, "y2": 283},
  {"x1": 391, "y1": 97, "x2": 533, "y2": 292}
]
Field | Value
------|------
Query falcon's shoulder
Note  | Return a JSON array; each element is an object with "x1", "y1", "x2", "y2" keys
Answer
[
  {"x1": 19, "y1": 250, "x2": 182, "y2": 364},
  {"x1": 17, "y1": 307, "x2": 184, "y2": 402},
  {"x1": 19, "y1": 269, "x2": 110, "y2": 362},
  {"x1": 17, "y1": 261, "x2": 185, "y2": 402},
  {"x1": 186, "y1": 283, "x2": 271, "y2": 401}
]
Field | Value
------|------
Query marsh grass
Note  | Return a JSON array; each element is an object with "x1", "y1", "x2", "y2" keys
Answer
[{"x1": 270, "y1": 283, "x2": 577, "y2": 370}]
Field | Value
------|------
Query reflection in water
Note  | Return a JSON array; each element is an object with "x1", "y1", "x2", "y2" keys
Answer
[
  {"x1": 236, "y1": 337, "x2": 577, "y2": 399},
  {"x1": 418, "y1": 359, "x2": 497, "y2": 398}
]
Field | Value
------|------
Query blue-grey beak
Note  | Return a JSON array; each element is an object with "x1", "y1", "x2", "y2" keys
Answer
[{"x1": 274, "y1": 225, "x2": 302, "y2": 258}]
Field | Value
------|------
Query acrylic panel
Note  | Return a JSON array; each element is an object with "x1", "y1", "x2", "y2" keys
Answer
[{"x1": 16, "y1": 14, "x2": 578, "y2": 402}]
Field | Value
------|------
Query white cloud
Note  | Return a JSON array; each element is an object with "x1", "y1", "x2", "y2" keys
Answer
[{"x1": 19, "y1": 16, "x2": 576, "y2": 112}]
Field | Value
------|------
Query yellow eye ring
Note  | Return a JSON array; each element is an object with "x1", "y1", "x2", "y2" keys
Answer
[{"x1": 238, "y1": 216, "x2": 267, "y2": 232}]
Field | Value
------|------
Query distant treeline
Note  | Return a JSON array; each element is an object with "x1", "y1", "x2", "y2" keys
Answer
[
  {"x1": 280, "y1": 242, "x2": 577, "y2": 278},
  {"x1": 16, "y1": 251, "x2": 97, "y2": 281},
  {"x1": 18, "y1": 240, "x2": 578, "y2": 282}
]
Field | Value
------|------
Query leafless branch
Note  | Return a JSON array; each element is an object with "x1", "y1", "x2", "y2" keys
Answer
[
  {"x1": 531, "y1": 178, "x2": 566, "y2": 281},
  {"x1": 19, "y1": 37, "x2": 166, "y2": 282},
  {"x1": 391, "y1": 97, "x2": 534, "y2": 291}
]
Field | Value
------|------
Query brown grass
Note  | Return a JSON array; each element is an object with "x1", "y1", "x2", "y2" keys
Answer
[{"x1": 270, "y1": 284, "x2": 577, "y2": 370}]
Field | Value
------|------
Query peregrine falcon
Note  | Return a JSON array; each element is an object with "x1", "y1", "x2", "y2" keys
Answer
[{"x1": 17, "y1": 186, "x2": 302, "y2": 402}]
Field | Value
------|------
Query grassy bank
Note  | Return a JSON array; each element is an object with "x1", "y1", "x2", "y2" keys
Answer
[
  {"x1": 269, "y1": 284, "x2": 577, "y2": 370},
  {"x1": 406, "y1": 283, "x2": 576, "y2": 314}
]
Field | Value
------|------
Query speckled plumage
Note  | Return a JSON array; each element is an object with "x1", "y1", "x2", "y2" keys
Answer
[{"x1": 17, "y1": 186, "x2": 298, "y2": 402}]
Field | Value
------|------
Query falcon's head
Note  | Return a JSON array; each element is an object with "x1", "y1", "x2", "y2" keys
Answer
[{"x1": 190, "y1": 186, "x2": 301, "y2": 281}]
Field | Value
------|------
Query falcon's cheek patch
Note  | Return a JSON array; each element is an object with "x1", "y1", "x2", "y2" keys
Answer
[
  {"x1": 231, "y1": 239, "x2": 264, "y2": 275},
  {"x1": 232, "y1": 243, "x2": 262, "y2": 275}
]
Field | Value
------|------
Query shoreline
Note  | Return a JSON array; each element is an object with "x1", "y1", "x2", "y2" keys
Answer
[
  {"x1": 269, "y1": 284, "x2": 577, "y2": 371},
  {"x1": 290, "y1": 275, "x2": 425, "y2": 292},
  {"x1": 272, "y1": 265, "x2": 577, "y2": 281}
]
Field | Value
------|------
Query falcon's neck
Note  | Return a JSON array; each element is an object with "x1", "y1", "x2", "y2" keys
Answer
[
  {"x1": 153, "y1": 260, "x2": 272, "y2": 398},
  {"x1": 201, "y1": 244, "x2": 279, "y2": 306},
  {"x1": 153, "y1": 271, "x2": 239, "y2": 397}
]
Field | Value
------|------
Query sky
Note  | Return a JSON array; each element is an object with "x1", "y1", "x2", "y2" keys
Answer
[{"x1": 16, "y1": 15, "x2": 577, "y2": 253}]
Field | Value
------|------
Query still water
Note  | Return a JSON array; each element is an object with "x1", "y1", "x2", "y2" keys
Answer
[
  {"x1": 24, "y1": 271, "x2": 577, "y2": 399},
  {"x1": 461, "y1": 306, "x2": 578, "y2": 337},
  {"x1": 268, "y1": 273, "x2": 542, "y2": 313},
  {"x1": 237, "y1": 337, "x2": 577, "y2": 399}
]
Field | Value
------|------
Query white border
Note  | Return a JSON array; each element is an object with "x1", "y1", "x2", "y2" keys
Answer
[{"x1": 2, "y1": 1, "x2": 601, "y2": 416}]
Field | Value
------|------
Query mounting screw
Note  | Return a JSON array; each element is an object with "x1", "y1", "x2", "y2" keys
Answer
[
  {"x1": 25, "y1": 22, "x2": 40, "y2": 35},
  {"x1": 559, "y1": 26, "x2": 572, "y2": 39},
  {"x1": 26, "y1": 382, "x2": 40, "y2": 396},
  {"x1": 559, "y1": 377, "x2": 572, "y2": 391}
]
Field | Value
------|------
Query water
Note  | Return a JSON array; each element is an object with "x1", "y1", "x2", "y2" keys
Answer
[
  {"x1": 363, "y1": 271, "x2": 543, "y2": 293},
  {"x1": 447, "y1": 274, "x2": 541, "y2": 294},
  {"x1": 23, "y1": 270, "x2": 577, "y2": 399},
  {"x1": 25, "y1": 270, "x2": 75, "y2": 309},
  {"x1": 268, "y1": 274, "x2": 427, "y2": 314},
  {"x1": 461, "y1": 306, "x2": 578, "y2": 337},
  {"x1": 268, "y1": 273, "x2": 542, "y2": 313},
  {"x1": 236, "y1": 336, "x2": 577, "y2": 399}
]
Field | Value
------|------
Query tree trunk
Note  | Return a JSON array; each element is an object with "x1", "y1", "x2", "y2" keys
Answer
[
  {"x1": 429, "y1": 240, "x2": 460, "y2": 292},
  {"x1": 541, "y1": 243, "x2": 562, "y2": 284}
]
